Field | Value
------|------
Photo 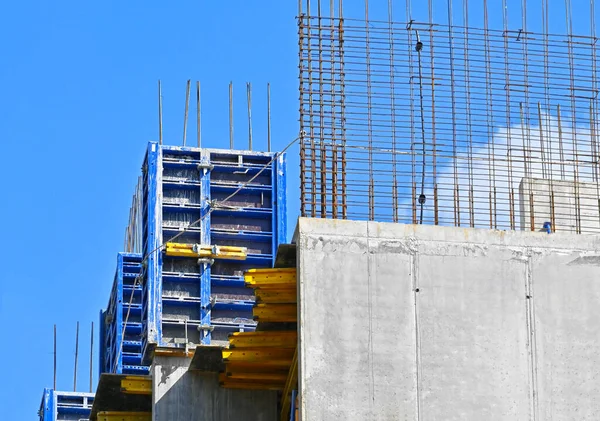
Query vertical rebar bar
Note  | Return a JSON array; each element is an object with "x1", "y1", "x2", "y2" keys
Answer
[
  {"x1": 158, "y1": 80, "x2": 163, "y2": 145},
  {"x1": 339, "y1": 5, "x2": 348, "y2": 219},
  {"x1": 365, "y1": 0, "x2": 374, "y2": 220},
  {"x1": 197, "y1": 81, "x2": 201, "y2": 147},
  {"x1": 89, "y1": 322, "x2": 94, "y2": 393},
  {"x1": 484, "y1": 0, "x2": 497, "y2": 229},
  {"x1": 542, "y1": 0, "x2": 554, "y2": 229},
  {"x1": 429, "y1": 0, "x2": 438, "y2": 225},
  {"x1": 416, "y1": 29, "x2": 427, "y2": 225},
  {"x1": 318, "y1": 0, "x2": 327, "y2": 217},
  {"x1": 447, "y1": 0, "x2": 460, "y2": 226},
  {"x1": 267, "y1": 83, "x2": 271, "y2": 152},
  {"x1": 330, "y1": 0, "x2": 338, "y2": 219},
  {"x1": 299, "y1": 17, "x2": 307, "y2": 216},
  {"x1": 54, "y1": 324, "x2": 57, "y2": 390},
  {"x1": 389, "y1": 0, "x2": 399, "y2": 222},
  {"x1": 183, "y1": 79, "x2": 191, "y2": 147},
  {"x1": 557, "y1": 104, "x2": 566, "y2": 180},
  {"x1": 463, "y1": 0, "x2": 475, "y2": 228},
  {"x1": 229, "y1": 82, "x2": 234, "y2": 149},
  {"x1": 503, "y1": 0, "x2": 515, "y2": 230},
  {"x1": 307, "y1": 1, "x2": 317, "y2": 217},
  {"x1": 407, "y1": 1, "x2": 417, "y2": 224},
  {"x1": 566, "y1": 0, "x2": 582, "y2": 233},
  {"x1": 247, "y1": 82, "x2": 253, "y2": 151},
  {"x1": 74, "y1": 321, "x2": 79, "y2": 392}
]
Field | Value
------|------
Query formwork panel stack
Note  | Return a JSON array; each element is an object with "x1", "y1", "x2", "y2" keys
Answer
[
  {"x1": 137, "y1": 143, "x2": 286, "y2": 358},
  {"x1": 38, "y1": 389, "x2": 94, "y2": 421},
  {"x1": 99, "y1": 253, "x2": 149, "y2": 375}
]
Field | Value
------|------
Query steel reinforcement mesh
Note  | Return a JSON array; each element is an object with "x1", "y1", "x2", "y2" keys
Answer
[{"x1": 298, "y1": 3, "x2": 600, "y2": 233}]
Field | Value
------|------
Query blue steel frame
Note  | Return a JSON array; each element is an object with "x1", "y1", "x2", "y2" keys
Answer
[
  {"x1": 100, "y1": 253, "x2": 148, "y2": 375},
  {"x1": 38, "y1": 389, "x2": 94, "y2": 421},
  {"x1": 144, "y1": 142, "x2": 162, "y2": 348},
  {"x1": 273, "y1": 153, "x2": 288, "y2": 252},
  {"x1": 199, "y1": 149, "x2": 212, "y2": 344},
  {"x1": 141, "y1": 143, "x2": 287, "y2": 355}
]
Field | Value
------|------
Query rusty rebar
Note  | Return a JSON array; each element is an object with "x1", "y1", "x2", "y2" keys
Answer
[{"x1": 297, "y1": 1, "x2": 600, "y2": 233}]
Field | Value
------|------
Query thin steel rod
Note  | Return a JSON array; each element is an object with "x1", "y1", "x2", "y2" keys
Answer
[
  {"x1": 319, "y1": 0, "x2": 327, "y2": 217},
  {"x1": 365, "y1": 0, "x2": 374, "y2": 220},
  {"x1": 339, "y1": 9, "x2": 348, "y2": 218},
  {"x1": 330, "y1": 0, "x2": 339, "y2": 218},
  {"x1": 229, "y1": 82, "x2": 234, "y2": 149},
  {"x1": 183, "y1": 79, "x2": 191, "y2": 146},
  {"x1": 89, "y1": 322, "x2": 94, "y2": 393},
  {"x1": 429, "y1": 0, "x2": 438, "y2": 225},
  {"x1": 197, "y1": 81, "x2": 201, "y2": 147},
  {"x1": 463, "y1": 0, "x2": 475, "y2": 228},
  {"x1": 503, "y1": 0, "x2": 515, "y2": 230},
  {"x1": 447, "y1": 0, "x2": 460, "y2": 226},
  {"x1": 54, "y1": 324, "x2": 57, "y2": 390},
  {"x1": 299, "y1": 17, "x2": 307, "y2": 216},
  {"x1": 416, "y1": 29, "x2": 427, "y2": 225},
  {"x1": 74, "y1": 321, "x2": 79, "y2": 392},
  {"x1": 247, "y1": 82, "x2": 253, "y2": 150},
  {"x1": 566, "y1": 0, "x2": 582, "y2": 233},
  {"x1": 407, "y1": 0, "x2": 417, "y2": 224},
  {"x1": 267, "y1": 83, "x2": 272, "y2": 152},
  {"x1": 158, "y1": 80, "x2": 163, "y2": 145},
  {"x1": 309, "y1": 10, "x2": 317, "y2": 217},
  {"x1": 484, "y1": 0, "x2": 497, "y2": 229},
  {"x1": 389, "y1": 0, "x2": 399, "y2": 222}
]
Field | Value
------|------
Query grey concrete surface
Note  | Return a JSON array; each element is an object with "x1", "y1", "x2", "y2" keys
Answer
[
  {"x1": 519, "y1": 177, "x2": 600, "y2": 234},
  {"x1": 296, "y1": 218, "x2": 600, "y2": 420},
  {"x1": 152, "y1": 355, "x2": 277, "y2": 421}
]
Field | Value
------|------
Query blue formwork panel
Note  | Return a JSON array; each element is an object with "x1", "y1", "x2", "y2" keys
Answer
[
  {"x1": 138, "y1": 143, "x2": 287, "y2": 357},
  {"x1": 38, "y1": 389, "x2": 94, "y2": 421},
  {"x1": 99, "y1": 252, "x2": 149, "y2": 375}
]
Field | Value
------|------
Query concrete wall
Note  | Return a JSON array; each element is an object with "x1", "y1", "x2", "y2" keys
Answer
[
  {"x1": 296, "y1": 218, "x2": 600, "y2": 420},
  {"x1": 519, "y1": 177, "x2": 600, "y2": 234},
  {"x1": 152, "y1": 355, "x2": 277, "y2": 421}
]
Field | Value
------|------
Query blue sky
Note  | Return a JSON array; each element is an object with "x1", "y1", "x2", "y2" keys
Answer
[
  {"x1": 0, "y1": 0, "x2": 595, "y2": 419},
  {"x1": 0, "y1": 1, "x2": 301, "y2": 418}
]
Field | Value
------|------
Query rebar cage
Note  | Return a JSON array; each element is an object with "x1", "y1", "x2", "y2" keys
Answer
[{"x1": 298, "y1": 0, "x2": 600, "y2": 233}]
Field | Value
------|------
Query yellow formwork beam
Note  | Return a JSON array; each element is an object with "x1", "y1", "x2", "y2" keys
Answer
[
  {"x1": 253, "y1": 304, "x2": 297, "y2": 323},
  {"x1": 219, "y1": 381, "x2": 285, "y2": 391},
  {"x1": 224, "y1": 372, "x2": 289, "y2": 383},
  {"x1": 228, "y1": 331, "x2": 297, "y2": 349},
  {"x1": 222, "y1": 348, "x2": 295, "y2": 363},
  {"x1": 120, "y1": 376, "x2": 152, "y2": 395},
  {"x1": 165, "y1": 243, "x2": 247, "y2": 260},
  {"x1": 224, "y1": 363, "x2": 291, "y2": 375},
  {"x1": 97, "y1": 412, "x2": 151, "y2": 421},
  {"x1": 255, "y1": 289, "x2": 297, "y2": 304},
  {"x1": 244, "y1": 268, "x2": 296, "y2": 289}
]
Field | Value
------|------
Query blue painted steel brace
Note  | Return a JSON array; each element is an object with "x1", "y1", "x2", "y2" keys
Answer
[{"x1": 200, "y1": 149, "x2": 212, "y2": 345}]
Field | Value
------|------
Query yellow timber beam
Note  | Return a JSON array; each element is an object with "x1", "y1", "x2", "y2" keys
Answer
[
  {"x1": 223, "y1": 348, "x2": 294, "y2": 363},
  {"x1": 224, "y1": 372, "x2": 289, "y2": 383},
  {"x1": 254, "y1": 289, "x2": 297, "y2": 304},
  {"x1": 228, "y1": 331, "x2": 297, "y2": 349},
  {"x1": 279, "y1": 347, "x2": 299, "y2": 421},
  {"x1": 244, "y1": 268, "x2": 297, "y2": 289},
  {"x1": 225, "y1": 361, "x2": 293, "y2": 374},
  {"x1": 97, "y1": 412, "x2": 151, "y2": 421},
  {"x1": 253, "y1": 304, "x2": 297, "y2": 323},
  {"x1": 219, "y1": 380, "x2": 285, "y2": 391},
  {"x1": 120, "y1": 376, "x2": 152, "y2": 395},
  {"x1": 165, "y1": 243, "x2": 247, "y2": 260}
]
